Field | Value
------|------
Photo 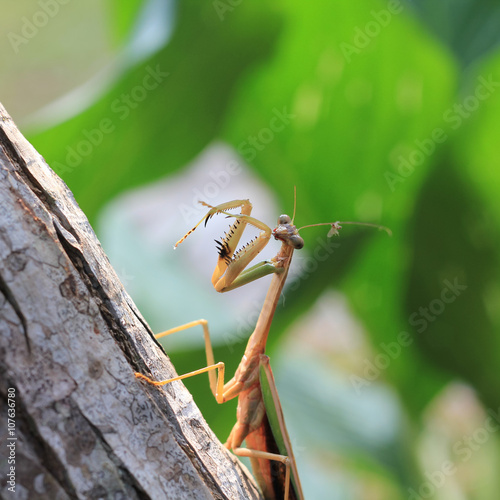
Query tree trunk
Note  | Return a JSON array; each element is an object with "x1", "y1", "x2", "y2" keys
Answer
[{"x1": 0, "y1": 103, "x2": 262, "y2": 500}]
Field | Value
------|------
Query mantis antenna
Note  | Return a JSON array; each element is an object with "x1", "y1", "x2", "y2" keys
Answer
[
  {"x1": 291, "y1": 187, "x2": 390, "y2": 237},
  {"x1": 291, "y1": 185, "x2": 297, "y2": 224},
  {"x1": 299, "y1": 220, "x2": 392, "y2": 237}
]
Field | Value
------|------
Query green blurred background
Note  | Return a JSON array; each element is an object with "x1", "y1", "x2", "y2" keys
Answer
[{"x1": 2, "y1": 1, "x2": 500, "y2": 498}]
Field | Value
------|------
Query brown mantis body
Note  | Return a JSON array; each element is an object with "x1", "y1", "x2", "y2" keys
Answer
[{"x1": 135, "y1": 197, "x2": 389, "y2": 499}]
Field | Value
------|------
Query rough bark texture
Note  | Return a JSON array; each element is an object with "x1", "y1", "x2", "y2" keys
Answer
[{"x1": 0, "y1": 103, "x2": 262, "y2": 500}]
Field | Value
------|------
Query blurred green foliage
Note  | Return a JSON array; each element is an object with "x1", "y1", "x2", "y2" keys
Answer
[{"x1": 5, "y1": 0, "x2": 499, "y2": 497}]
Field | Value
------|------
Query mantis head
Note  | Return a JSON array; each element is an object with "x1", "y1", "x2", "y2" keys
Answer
[{"x1": 272, "y1": 214, "x2": 304, "y2": 249}]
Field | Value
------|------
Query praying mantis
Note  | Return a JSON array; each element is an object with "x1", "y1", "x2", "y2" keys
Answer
[{"x1": 135, "y1": 196, "x2": 390, "y2": 499}]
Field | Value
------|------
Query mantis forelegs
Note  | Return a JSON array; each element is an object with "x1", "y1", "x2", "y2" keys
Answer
[{"x1": 175, "y1": 200, "x2": 278, "y2": 292}]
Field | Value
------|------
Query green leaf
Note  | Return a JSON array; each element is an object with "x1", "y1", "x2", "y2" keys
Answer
[
  {"x1": 29, "y1": 0, "x2": 284, "y2": 223},
  {"x1": 108, "y1": 0, "x2": 146, "y2": 45},
  {"x1": 406, "y1": 153, "x2": 499, "y2": 409},
  {"x1": 440, "y1": 50, "x2": 500, "y2": 408},
  {"x1": 409, "y1": 0, "x2": 500, "y2": 67}
]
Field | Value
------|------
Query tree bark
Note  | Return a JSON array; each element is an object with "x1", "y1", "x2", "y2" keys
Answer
[{"x1": 0, "y1": 103, "x2": 262, "y2": 500}]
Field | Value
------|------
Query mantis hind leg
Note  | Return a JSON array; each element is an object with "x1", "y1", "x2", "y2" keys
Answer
[
  {"x1": 226, "y1": 423, "x2": 292, "y2": 499},
  {"x1": 232, "y1": 446, "x2": 291, "y2": 500}
]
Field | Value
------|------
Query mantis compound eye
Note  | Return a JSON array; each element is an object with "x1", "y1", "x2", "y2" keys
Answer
[
  {"x1": 277, "y1": 214, "x2": 291, "y2": 225},
  {"x1": 289, "y1": 235, "x2": 304, "y2": 249}
]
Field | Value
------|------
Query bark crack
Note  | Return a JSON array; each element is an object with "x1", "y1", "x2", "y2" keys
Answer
[
  {"x1": 0, "y1": 377, "x2": 79, "y2": 499},
  {"x1": 0, "y1": 272, "x2": 30, "y2": 353},
  {"x1": 77, "y1": 411, "x2": 150, "y2": 500}
]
